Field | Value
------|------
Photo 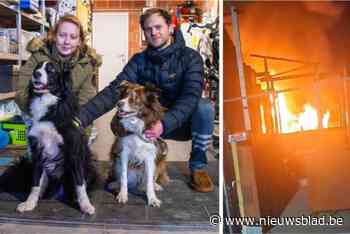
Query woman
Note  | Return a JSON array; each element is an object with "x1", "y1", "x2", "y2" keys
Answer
[{"x1": 15, "y1": 14, "x2": 101, "y2": 115}]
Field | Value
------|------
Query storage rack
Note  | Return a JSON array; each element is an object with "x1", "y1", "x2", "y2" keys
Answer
[{"x1": 0, "y1": 0, "x2": 48, "y2": 101}]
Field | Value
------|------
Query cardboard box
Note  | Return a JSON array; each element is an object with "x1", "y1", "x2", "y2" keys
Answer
[
  {"x1": 0, "y1": 29, "x2": 9, "y2": 53},
  {"x1": 7, "y1": 28, "x2": 40, "y2": 59}
]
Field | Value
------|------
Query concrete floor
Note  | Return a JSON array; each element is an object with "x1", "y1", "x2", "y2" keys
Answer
[{"x1": 0, "y1": 162, "x2": 219, "y2": 234}]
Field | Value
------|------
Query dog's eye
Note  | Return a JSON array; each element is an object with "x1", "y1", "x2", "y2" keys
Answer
[
  {"x1": 46, "y1": 63, "x2": 56, "y2": 74},
  {"x1": 33, "y1": 71, "x2": 41, "y2": 79},
  {"x1": 120, "y1": 87, "x2": 129, "y2": 98}
]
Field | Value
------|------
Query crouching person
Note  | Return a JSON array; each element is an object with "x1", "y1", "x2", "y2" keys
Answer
[{"x1": 77, "y1": 8, "x2": 214, "y2": 192}]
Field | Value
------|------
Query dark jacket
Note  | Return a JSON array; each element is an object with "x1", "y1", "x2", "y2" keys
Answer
[{"x1": 78, "y1": 29, "x2": 204, "y2": 135}]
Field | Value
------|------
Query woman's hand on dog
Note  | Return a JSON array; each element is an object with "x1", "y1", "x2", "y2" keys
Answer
[{"x1": 145, "y1": 120, "x2": 163, "y2": 140}]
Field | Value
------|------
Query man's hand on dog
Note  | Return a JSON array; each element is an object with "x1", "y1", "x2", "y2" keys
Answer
[{"x1": 145, "y1": 120, "x2": 163, "y2": 140}]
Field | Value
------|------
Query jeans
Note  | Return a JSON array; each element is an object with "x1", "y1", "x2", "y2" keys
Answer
[{"x1": 162, "y1": 98, "x2": 214, "y2": 172}]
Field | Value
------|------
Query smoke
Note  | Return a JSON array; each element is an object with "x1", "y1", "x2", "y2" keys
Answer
[
  {"x1": 302, "y1": 2, "x2": 344, "y2": 17},
  {"x1": 233, "y1": 2, "x2": 349, "y2": 73}
]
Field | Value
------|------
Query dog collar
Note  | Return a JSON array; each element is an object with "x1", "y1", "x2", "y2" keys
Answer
[
  {"x1": 122, "y1": 131, "x2": 153, "y2": 142},
  {"x1": 118, "y1": 115, "x2": 154, "y2": 143},
  {"x1": 34, "y1": 88, "x2": 49, "y2": 94},
  {"x1": 117, "y1": 111, "x2": 138, "y2": 118}
]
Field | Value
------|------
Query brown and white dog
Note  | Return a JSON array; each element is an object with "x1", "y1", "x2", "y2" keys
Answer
[{"x1": 110, "y1": 81, "x2": 169, "y2": 207}]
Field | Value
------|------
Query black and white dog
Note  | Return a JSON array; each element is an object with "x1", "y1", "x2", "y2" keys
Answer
[{"x1": 16, "y1": 61, "x2": 97, "y2": 215}]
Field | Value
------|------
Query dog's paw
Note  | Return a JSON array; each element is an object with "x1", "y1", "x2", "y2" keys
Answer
[
  {"x1": 17, "y1": 201, "x2": 36, "y2": 213},
  {"x1": 154, "y1": 183, "x2": 163, "y2": 191},
  {"x1": 148, "y1": 196, "x2": 161, "y2": 207},
  {"x1": 79, "y1": 200, "x2": 95, "y2": 215},
  {"x1": 115, "y1": 191, "x2": 128, "y2": 204}
]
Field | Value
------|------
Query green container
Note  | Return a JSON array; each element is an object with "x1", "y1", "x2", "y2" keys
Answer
[{"x1": 1, "y1": 122, "x2": 27, "y2": 145}]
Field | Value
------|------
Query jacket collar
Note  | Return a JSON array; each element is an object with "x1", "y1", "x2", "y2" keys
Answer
[{"x1": 145, "y1": 29, "x2": 186, "y2": 64}]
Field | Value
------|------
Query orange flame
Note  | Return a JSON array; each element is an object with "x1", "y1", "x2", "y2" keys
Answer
[
  {"x1": 277, "y1": 93, "x2": 329, "y2": 133},
  {"x1": 298, "y1": 104, "x2": 318, "y2": 131},
  {"x1": 269, "y1": 69, "x2": 277, "y2": 76}
]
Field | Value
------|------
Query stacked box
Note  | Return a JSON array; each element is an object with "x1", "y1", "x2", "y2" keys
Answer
[
  {"x1": 7, "y1": 29, "x2": 40, "y2": 59},
  {"x1": 0, "y1": 29, "x2": 9, "y2": 53}
]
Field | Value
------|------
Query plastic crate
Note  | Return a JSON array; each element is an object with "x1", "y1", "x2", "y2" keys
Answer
[
  {"x1": 1, "y1": 122, "x2": 27, "y2": 145},
  {"x1": 20, "y1": 0, "x2": 39, "y2": 13}
]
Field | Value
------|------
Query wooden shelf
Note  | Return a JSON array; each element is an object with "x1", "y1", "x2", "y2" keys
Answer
[
  {"x1": 0, "y1": 52, "x2": 18, "y2": 61},
  {"x1": 0, "y1": 146, "x2": 26, "y2": 158},
  {"x1": 4, "y1": 144, "x2": 26, "y2": 150},
  {"x1": 0, "y1": 1, "x2": 15, "y2": 13},
  {"x1": 0, "y1": 1, "x2": 48, "y2": 31},
  {"x1": 0, "y1": 91, "x2": 16, "y2": 101},
  {"x1": 22, "y1": 11, "x2": 49, "y2": 30},
  {"x1": 0, "y1": 2, "x2": 17, "y2": 23},
  {"x1": 0, "y1": 52, "x2": 28, "y2": 63}
]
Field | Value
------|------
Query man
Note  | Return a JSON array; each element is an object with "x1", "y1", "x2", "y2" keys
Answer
[{"x1": 77, "y1": 8, "x2": 214, "y2": 192}]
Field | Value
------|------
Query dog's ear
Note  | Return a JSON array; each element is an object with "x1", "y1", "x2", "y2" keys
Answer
[
  {"x1": 117, "y1": 80, "x2": 131, "y2": 97},
  {"x1": 144, "y1": 82, "x2": 161, "y2": 99},
  {"x1": 46, "y1": 61, "x2": 57, "y2": 74},
  {"x1": 119, "y1": 80, "x2": 130, "y2": 88},
  {"x1": 63, "y1": 78, "x2": 73, "y2": 94},
  {"x1": 144, "y1": 83, "x2": 164, "y2": 113},
  {"x1": 26, "y1": 82, "x2": 35, "y2": 111},
  {"x1": 145, "y1": 90, "x2": 158, "y2": 104},
  {"x1": 62, "y1": 71, "x2": 73, "y2": 91}
]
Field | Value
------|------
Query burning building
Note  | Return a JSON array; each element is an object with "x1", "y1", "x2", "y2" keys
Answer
[{"x1": 224, "y1": 2, "x2": 350, "y2": 232}]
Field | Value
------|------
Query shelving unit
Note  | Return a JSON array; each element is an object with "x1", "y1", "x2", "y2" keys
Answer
[
  {"x1": 0, "y1": 52, "x2": 18, "y2": 62},
  {"x1": 0, "y1": 1, "x2": 48, "y2": 31},
  {"x1": 0, "y1": 91, "x2": 16, "y2": 101},
  {"x1": 0, "y1": 0, "x2": 48, "y2": 99}
]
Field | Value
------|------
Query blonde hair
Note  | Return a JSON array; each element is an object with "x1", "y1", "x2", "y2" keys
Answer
[{"x1": 47, "y1": 14, "x2": 87, "y2": 53}]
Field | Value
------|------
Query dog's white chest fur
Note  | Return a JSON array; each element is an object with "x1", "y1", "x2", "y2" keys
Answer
[
  {"x1": 118, "y1": 116, "x2": 157, "y2": 163},
  {"x1": 120, "y1": 135, "x2": 157, "y2": 162},
  {"x1": 30, "y1": 93, "x2": 59, "y2": 121},
  {"x1": 28, "y1": 94, "x2": 63, "y2": 176}
]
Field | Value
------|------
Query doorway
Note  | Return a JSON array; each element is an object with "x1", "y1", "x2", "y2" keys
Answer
[
  {"x1": 91, "y1": 12, "x2": 128, "y2": 160},
  {"x1": 92, "y1": 12, "x2": 128, "y2": 90}
]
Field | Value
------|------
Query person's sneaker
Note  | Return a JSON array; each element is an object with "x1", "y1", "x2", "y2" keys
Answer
[{"x1": 189, "y1": 170, "x2": 214, "y2": 192}]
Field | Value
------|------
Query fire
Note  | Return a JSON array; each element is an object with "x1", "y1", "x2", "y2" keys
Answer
[
  {"x1": 259, "y1": 104, "x2": 267, "y2": 134},
  {"x1": 276, "y1": 93, "x2": 330, "y2": 133},
  {"x1": 298, "y1": 104, "x2": 318, "y2": 131},
  {"x1": 269, "y1": 69, "x2": 277, "y2": 76},
  {"x1": 322, "y1": 111, "x2": 330, "y2": 128}
]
